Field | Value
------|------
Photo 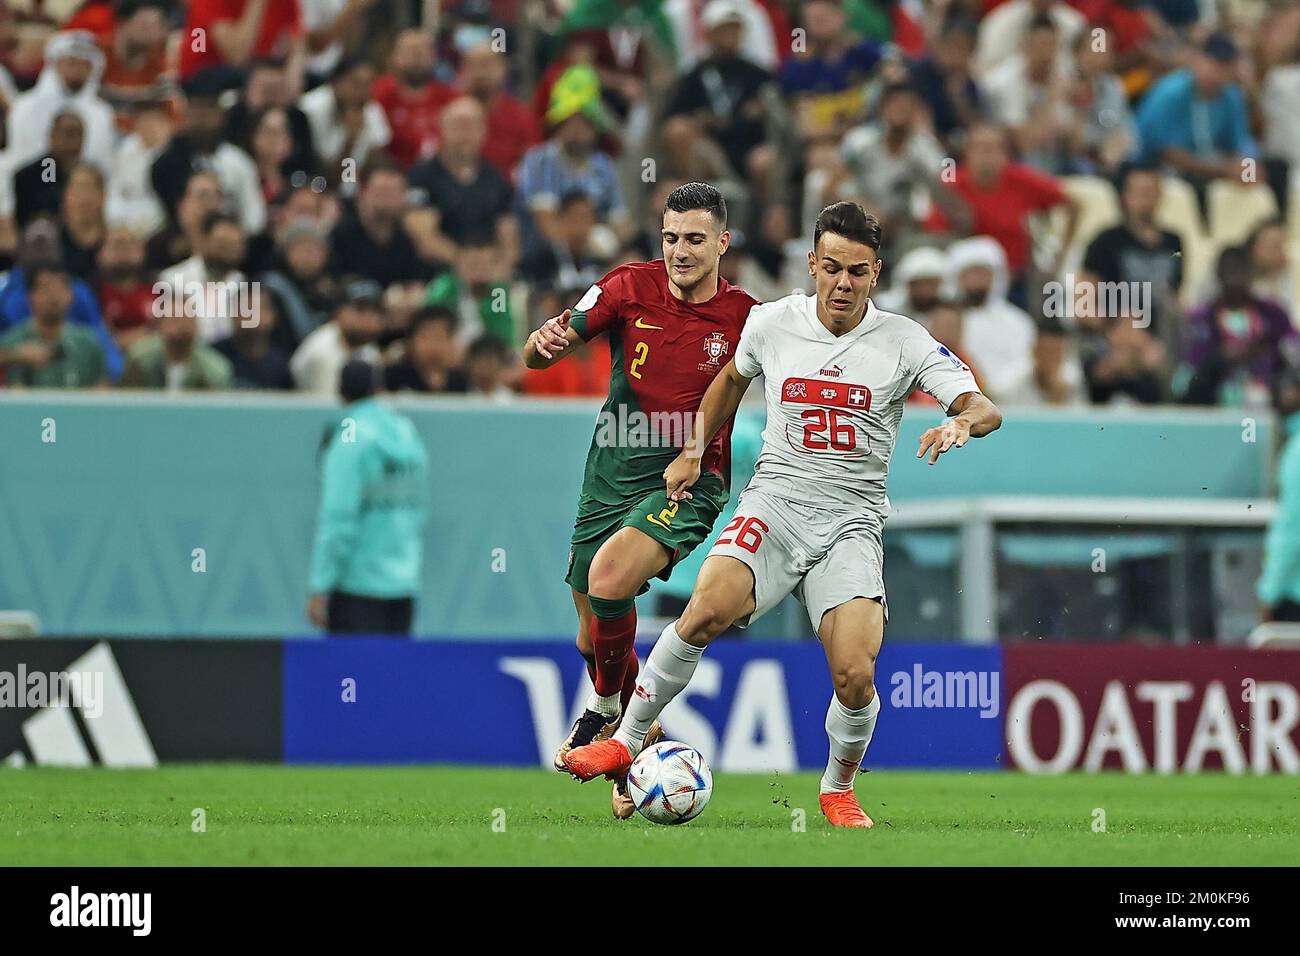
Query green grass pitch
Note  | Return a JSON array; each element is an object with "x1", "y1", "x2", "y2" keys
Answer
[{"x1": 2, "y1": 765, "x2": 1297, "y2": 866}]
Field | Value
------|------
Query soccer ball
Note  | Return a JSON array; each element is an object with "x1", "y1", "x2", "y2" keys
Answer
[{"x1": 626, "y1": 740, "x2": 713, "y2": 825}]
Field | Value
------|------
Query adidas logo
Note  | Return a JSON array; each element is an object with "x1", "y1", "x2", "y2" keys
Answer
[{"x1": 3, "y1": 643, "x2": 156, "y2": 768}]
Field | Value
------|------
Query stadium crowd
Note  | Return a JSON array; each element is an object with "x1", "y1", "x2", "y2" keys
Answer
[{"x1": 0, "y1": 0, "x2": 1296, "y2": 409}]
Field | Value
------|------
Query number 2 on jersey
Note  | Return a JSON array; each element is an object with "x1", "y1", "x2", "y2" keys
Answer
[
  {"x1": 630, "y1": 341, "x2": 649, "y2": 379},
  {"x1": 801, "y1": 408, "x2": 856, "y2": 450}
]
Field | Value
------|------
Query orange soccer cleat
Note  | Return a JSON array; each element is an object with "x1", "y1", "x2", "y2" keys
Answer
[
  {"x1": 562, "y1": 738, "x2": 633, "y2": 782},
  {"x1": 819, "y1": 791, "x2": 875, "y2": 828}
]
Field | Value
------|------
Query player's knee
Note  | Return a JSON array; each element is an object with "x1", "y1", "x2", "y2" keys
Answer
[
  {"x1": 587, "y1": 565, "x2": 638, "y2": 602},
  {"x1": 833, "y1": 663, "x2": 876, "y2": 709}
]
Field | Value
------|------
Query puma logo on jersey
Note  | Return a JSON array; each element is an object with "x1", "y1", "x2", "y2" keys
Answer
[
  {"x1": 634, "y1": 318, "x2": 663, "y2": 330},
  {"x1": 818, "y1": 364, "x2": 845, "y2": 378}
]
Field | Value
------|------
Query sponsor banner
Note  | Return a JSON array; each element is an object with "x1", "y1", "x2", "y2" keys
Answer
[
  {"x1": 1003, "y1": 644, "x2": 1300, "y2": 774},
  {"x1": 282, "y1": 639, "x2": 1003, "y2": 769},
  {"x1": 0, "y1": 640, "x2": 282, "y2": 765}
]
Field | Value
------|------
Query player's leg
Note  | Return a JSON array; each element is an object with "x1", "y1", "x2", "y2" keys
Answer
[
  {"x1": 563, "y1": 554, "x2": 756, "y2": 781},
  {"x1": 817, "y1": 598, "x2": 884, "y2": 827},
  {"x1": 585, "y1": 526, "x2": 671, "y2": 722},
  {"x1": 802, "y1": 526, "x2": 887, "y2": 828}
]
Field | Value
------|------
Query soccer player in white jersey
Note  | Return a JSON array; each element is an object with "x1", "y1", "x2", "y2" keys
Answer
[{"x1": 563, "y1": 202, "x2": 1003, "y2": 827}]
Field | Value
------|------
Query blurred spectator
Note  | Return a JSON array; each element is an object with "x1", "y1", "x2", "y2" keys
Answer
[
  {"x1": 7, "y1": 31, "x2": 115, "y2": 172},
  {"x1": 932, "y1": 122, "x2": 1079, "y2": 297},
  {"x1": 980, "y1": 14, "x2": 1074, "y2": 171},
  {"x1": 0, "y1": 263, "x2": 107, "y2": 388},
  {"x1": 997, "y1": 322, "x2": 1087, "y2": 405},
  {"x1": 152, "y1": 72, "x2": 267, "y2": 234},
  {"x1": 106, "y1": 102, "x2": 171, "y2": 233},
  {"x1": 261, "y1": 215, "x2": 338, "y2": 348},
  {"x1": 301, "y1": 0, "x2": 376, "y2": 83},
  {"x1": 458, "y1": 43, "x2": 539, "y2": 183},
  {"x1": 160, "y1": 210, "x2": 249, "y2": 343},
  {"x1": 1081, "y1": 163, "x2": 1183, "y2": 339},
  {"x1": 780, "y1": 0, "x2": 882, "y2": 140},
  {"x1": 383, "y1": 305, "x2": 469, "y2": 393},
  {"x1": 666, "y1": 3, "x2": 779, "y2": 192},
  {"x1": 424, "y1": 237, "x2": 516, "y2": 347},
  {"x1": 876, "y1": 245, "x2": 947, "y2": 322},
  {"x1": 96, "y1": 225, "x2": 157, "y2": 352},
  {"x1": 327, "y1": 160, "x2": 430, "y2": 287},
  {"x1": 974, "y1": 0, "x2": 1084, "y2": 75},
  {"x1": 225, "y1": 58, "x2": 318, "y2": 179},
  {"x1": 299, "y1": 57, "x2": 390, "y2": 184},
  {"x1": 1081, "y1": 312, "x2": 1167, "y2": 405},
  {"x1": 307, "y1": 358, "x2": 430, "y2": 636},
  {"x1": 664, "y1": 0, "x2": 783, "y2": 72},
  {"x1": 1261, "y1": 41, "x2": 1300, "y2": 213},
  {"x1": 730, "y1": 203, "x2": 809, "y2": 301},
  {"x1": 213, "y1": 286, "x2": 294, "y2": 388},
  {"x1": 371, "y1": 28, "x2": 456, "y2": 169},
  {"x1": 517, "y1": 65, "x2": 629, "y2": 257},
  {"x1": 1066, "y1": 26, "x2": 1135, "y2": 175},
  {"x1": 465, "y1": 333, "x2": 516, "y2": 399},
  {"x1": 1135, "y1": 34, "x2": 1259, "y2": 201},
  {"x1": 519, "y1": 191, "x2": 607, "y2": 293},
  {"x1": 146, "y1": 169, "x2": 223, "y2": 272},
  {"x1": 122, "y1": 305, "x2": 233, "y2": 390},
  {"x1": 12, "y1": 110, "x2": 85, "y2": 229},
  {"x1": 290, "y1": 277, "x2": 383, "y2": 394},
  {"x1": 180, "y1": 0, "x2": 305, "y2": 90},
  {"x1": 247, "y1": 106, "x2": 309, "y2": 207},
  {"x1": 60, "y1": 163, "x2": 107, "y2": 282},
  {"x1": 1245, "y1": 220, "x2": 1296, "y2": 324},
  {"x1": 407, "y1": 96, "x2": 517, "y2": 269},
  {"x1": 836, "y1": 82, "x2": 962, "y2": 243},
  {"x1": 91, "y1": 0, "x2": 174, "y2": 132},
  {"x1": 948, "y1": 236, "x2": 1038, "y2": 402},
  {"x1": 1180, "y1": 246, "x2": 1296, "y2": 407},
  {"x1": 909, "y1": 16, "x2": 981, "y2": 148},
  {"x1": 0, "y1": 219, "x2": 122, "y2": 380}
]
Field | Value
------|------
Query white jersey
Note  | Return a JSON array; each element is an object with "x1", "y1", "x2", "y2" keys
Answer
[{"x1": 734, "y1": 292, "x2": 980, "y2": 515}]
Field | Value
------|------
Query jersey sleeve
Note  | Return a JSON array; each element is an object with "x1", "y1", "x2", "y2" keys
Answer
[
  {"x1": 908, "y1": 330, "x2": 981, "y2": 412},
  {"x1": 567, "y1": 267, "x2": 628, "y2": 342},
  {"x1": 733, "y1": 303, "x2": 769, "y2": 378}
]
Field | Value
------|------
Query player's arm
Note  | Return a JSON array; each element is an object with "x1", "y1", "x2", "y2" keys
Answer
[
  {"x1": 665, "y1": 359, "x2": 753, "y2": 502},
  {"x1": 916, "y1": 391, "x2": 1002, "y2": 465},
  {"x1": 522, "y1": 309, "x2": 583, "y2": 369}
]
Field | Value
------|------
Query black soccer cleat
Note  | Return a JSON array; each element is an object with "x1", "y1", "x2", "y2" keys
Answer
[{"x1": 554, "y1": 709, "x2": 617, "y2": 773}]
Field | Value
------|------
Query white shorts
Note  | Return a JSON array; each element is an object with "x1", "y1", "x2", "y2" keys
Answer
[{"x1": 705, "y1": 487, "x2": 888, "y2": 633}]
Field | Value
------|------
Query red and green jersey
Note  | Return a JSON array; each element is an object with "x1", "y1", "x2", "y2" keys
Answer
[{"x1": 569, "y1": 260, "x2": 757, "y2": 506}]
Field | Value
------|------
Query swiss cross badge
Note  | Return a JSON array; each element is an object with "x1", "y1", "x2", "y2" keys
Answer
[{"x1": 848, "y1": 387, "x2": 868, "y2": 407}]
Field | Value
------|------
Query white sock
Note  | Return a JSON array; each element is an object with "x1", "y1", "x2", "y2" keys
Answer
[
  {"x1": 820, "y1": 693, "x2": 880, "y2": 794},
  {"x1": 612, "y1": 622, "x2": 703, "y2": 756},
  {"x1": 585, "y1": 689, "x2": 620, "y2": 720}
]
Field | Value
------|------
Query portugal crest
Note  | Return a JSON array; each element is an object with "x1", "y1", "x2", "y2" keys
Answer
[{"x1": 702, "y1": 331, "x2": 730, "y2": 366}]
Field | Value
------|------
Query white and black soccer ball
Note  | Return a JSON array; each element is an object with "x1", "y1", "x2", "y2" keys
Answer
[{"x1": 626, "y1": 741, "x2": 713, "y2": 825}]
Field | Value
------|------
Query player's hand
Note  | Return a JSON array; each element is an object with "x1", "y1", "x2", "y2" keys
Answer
[
  {"x1": 307, "y1": 593, "x2": 329, "y2": 630},
  {"x1": 10, "y1": 342, "x2": 54, "y2": 366},
  {"x1": 534, "y1": 309, "x2": 572, "y2": 360},
  {"x1": 664, "y1": 451, "x2": 702, "y2": 502},
  {"x1": 917, "y1": 418, "x2": 971, "y2": 465}
]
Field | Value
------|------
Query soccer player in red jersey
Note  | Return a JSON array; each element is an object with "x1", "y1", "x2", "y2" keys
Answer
[{"x1": 523, "y1": 183, "x2": 757, "y2": 818}]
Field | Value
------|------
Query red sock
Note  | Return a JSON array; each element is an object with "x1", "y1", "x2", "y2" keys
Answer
[
  {"x1": 591, "y1": 608, "x2": 637, "y2": 699},
  {"x1": 619, "y1": 649, "x2": 640, "y2": 714}
]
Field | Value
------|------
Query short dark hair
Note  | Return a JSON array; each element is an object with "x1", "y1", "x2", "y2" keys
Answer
[
  {"x1": 468, "y1": 334, "x2": 510, "y2": 362},
  {"x1": 339, "y1": 360, "x2": 378, "y2": 402},
  {"x1": 879, "y1": 81, "x2": 920, "y2": 107},
  {"x1": 409, "y1": 306, "x2": 458, "y2": 336},
  {"x1": 27, "y1": 261, "x2": 71, "y2": 289},
  {"x1": 331, "y1": 56, "x2": 373, "y2": 84},
  {"x1": 663, "y1": 182, "x2": 727, "y2": 230},
  {"x1": 1027, "y1": 12, "x2": 1057, "y2": 33},
  {"x1": 200, "y1": 210, "x2": 242, "y2": 236},
  {"x1": 813, "y1": 202, "x2": 882, "y2": 251},
  {"x1": 1116, "y1": 160, "x2": 1161, "y2": 190}
]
